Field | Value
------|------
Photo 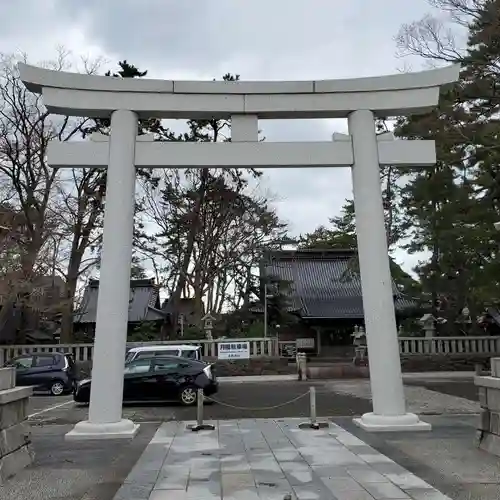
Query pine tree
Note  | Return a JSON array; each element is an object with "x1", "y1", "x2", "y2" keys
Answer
[
  {"x1": 82, "y1": 61, "x2": 171, "y2": 138},
  {"x1": 393, "y1": 0, "x2": 500, "y2": 331}
]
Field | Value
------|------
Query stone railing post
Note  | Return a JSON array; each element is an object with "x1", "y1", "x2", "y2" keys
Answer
[
  {"x1": 0, "y1": 367, "x2": 34, "y2": 483},
  {"x1": 475, "y1": 357, "x2": 500, "y2": 456}
]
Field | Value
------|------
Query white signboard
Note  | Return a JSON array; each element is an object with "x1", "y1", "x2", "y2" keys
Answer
[
  {"x1": 218, "y1": 341, "x2": 250, "y2": 360},
  {"x1": 296, "y1": 338, "x2": 315, "y2": 349}
]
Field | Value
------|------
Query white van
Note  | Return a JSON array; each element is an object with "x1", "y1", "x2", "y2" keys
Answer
[{"x1": 125, "y1": 345, "x2": 202, "y2": 364}]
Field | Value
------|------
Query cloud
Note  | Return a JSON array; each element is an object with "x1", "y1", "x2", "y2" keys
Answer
[{"x1": 50, "y1": 0, "x2": 430, "y2": 80}]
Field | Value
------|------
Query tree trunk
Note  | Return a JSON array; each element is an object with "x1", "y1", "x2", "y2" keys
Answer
[
  {"x1": 16, "y1": 238, "x2": 41, "y2": 343},
  {"x1": 60, "y1": 275, "x2": 78, "y2": 343},
  {"x1": 193, "y1": 269, "x2": 204, "y2": 325},
  {"x1": 60, "y1": 195, "x2": 102, "y2": 343}
]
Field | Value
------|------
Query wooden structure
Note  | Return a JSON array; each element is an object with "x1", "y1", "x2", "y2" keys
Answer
[
  {"x1": 261, "y1": 249, "x2": 417, "y2": 356},
  {"x1": 74, "y1": 278, "x2": 165, "y2": 337}
]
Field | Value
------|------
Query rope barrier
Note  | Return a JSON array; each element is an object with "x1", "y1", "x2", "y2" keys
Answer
[
  {"x1": 190, "y1": 386, "x2": 329, "y2": 432},
  {"x1": 203, "y1": 390, "x2": 310, "y2": 411}
]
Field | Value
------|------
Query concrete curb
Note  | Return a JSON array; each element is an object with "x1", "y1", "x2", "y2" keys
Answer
[
  {"x1": 402, "y1": 371, "x2": 475, "y2": 380},
  {"x1": 217, "y1": 372, "x2": 476, "y2": 384},
  {"x1": 218, "y1": 374, "x2": 297, "y2": 383}
]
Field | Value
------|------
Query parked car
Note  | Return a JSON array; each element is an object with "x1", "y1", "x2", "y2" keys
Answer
[
  {"x1": 74, "y1": 355, "x2": 218, "y2": 406},
  {"x1": 125, "y1": 345, "x2": 202, "y2": 363},
  {"x1": 4, "y1": 352, "x2": 77, "y2": 396}
]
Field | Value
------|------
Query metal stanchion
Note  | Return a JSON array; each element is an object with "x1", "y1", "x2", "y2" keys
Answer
[
  {"x1": 299, "y1": 386, "x2": 328, "y2": 429},
  {"x1": 188, "y1": 389, "x2": 215, "y2": 432},
  {"x1": 310, "y1": 386, "x2": 317, "y2": 427}
]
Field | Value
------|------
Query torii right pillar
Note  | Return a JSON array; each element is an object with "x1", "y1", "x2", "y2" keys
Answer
[{"x1": 349, "y1": 109, "x2": 429, "y2": 431}]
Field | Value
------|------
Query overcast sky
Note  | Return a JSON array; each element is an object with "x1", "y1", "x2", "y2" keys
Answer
[{"x1": 1, "y1": 0, "x2": 440, "y2": 273}]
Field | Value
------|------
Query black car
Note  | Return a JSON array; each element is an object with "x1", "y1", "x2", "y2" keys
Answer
[
  {"x1": 74, "y1": 356, "x2": 218, "y2": 406},
  {"x1": 5, "y1": 353, "x2": 77, "y2": 396}
]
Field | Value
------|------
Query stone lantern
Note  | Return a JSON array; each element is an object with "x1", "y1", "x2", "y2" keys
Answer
[
  {"x1": 351, "y1": 326, "x2": 367, "y2": 365},
  {"x1": 202, "y1": 313, "x2": 216, "y2": 340},
  {"x1": 419, "y1": 313, "x2": 436, "y2": 338}
]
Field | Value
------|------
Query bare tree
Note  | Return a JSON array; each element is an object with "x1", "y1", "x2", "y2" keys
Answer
[
  {"x1": 139, "y1": 165, "x2": 287, "y2": 328},
  {"x1": 0, "y1": 50, "x2": 104, "y2": 342},
  {"x1": 194, "y1": 185, "x2": 287, "y2": 314},
  {"x1": 395, "y1": 0, "x2": 483, "y2": 64},
  {"x1": 50, "y1": 168, "x2": 105, "y2": 341},
  {"x1": 137, "y1": 109, "x2": 265, "y2": 330}
]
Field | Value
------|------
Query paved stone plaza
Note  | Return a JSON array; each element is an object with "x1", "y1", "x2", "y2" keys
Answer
[{"x1": 114, "y1": 418, "x2": 451, "y2": 500}]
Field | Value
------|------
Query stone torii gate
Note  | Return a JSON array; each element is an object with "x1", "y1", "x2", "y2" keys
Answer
[{"x1": 19, "y1": 62, "x2": 459, "y2": 439}]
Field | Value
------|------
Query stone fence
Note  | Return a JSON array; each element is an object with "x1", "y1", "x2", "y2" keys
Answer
[
  {"x1": 1, "y1": 336, "x2": 499, "y2": 373},
  {"x1": 399, "y1": 336, "x2": 500, "y2": 356},
  {"x1": 0, "y1": 337, "x2": 279, "y2": 366}
]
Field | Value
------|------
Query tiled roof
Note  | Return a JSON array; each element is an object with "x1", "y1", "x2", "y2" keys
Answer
[
  {"x1": 263, "y1": 249, "x2": 416, "y2": 319},
  {"x1": 75, "y1": 279, "x2": 165, "y2": 323}
]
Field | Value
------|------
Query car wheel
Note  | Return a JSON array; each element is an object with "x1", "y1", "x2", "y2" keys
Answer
[
  {"x1": 179, "y1": 385, "x2": 198, "y2": 406},
  {"x1": 50, "y1": 380, "x2": 65, "y2": 396}
]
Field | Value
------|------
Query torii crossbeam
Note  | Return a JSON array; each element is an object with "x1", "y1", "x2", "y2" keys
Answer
[
  {"x1": 18, "y1": 62, "x2": 459, "y2": 439},
  {"x1": 48, "y1": 131, "x2": 436, "y2": 169}
]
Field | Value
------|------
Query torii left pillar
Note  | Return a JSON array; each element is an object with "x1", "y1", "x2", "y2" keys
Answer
[{"x1": 66, "y1": 109, "x2": 140, "y2": 439}]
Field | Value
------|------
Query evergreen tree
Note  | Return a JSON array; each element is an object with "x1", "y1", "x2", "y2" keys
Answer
[
  {"x1": 82, "y1": 61, "x2": 172, "y2": 139},
  {"x1": 393, "y1": 0, "x2": 500, "y2": 331}
]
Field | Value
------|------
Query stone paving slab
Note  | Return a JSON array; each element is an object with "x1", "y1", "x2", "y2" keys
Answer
[{"x1": 112, "y1": 418, "x2": 452, "y2": 500}]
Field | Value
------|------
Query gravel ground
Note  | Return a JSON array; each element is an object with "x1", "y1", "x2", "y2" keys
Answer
[
  {"x1": 326, "y1": 380, "x2": 481, "y2": 415},
  {"x1": 1, "y1": 423, "x2": 158, "y2": 500},
  {"x1": 405, "y1": 380, "x2": 479, "y2": 402}
]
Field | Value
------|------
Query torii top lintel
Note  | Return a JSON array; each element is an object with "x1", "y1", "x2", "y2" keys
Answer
[{"x1": 18, "y1": 63, "x2": 459, "y2": 120}]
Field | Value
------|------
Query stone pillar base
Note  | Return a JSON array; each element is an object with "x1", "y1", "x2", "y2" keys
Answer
[
  {"x1": 353, "y1": 412, "x2": 432, "y2": 432},
  {"x1": 65, "y1": 419, "x2": 139, "y2": 441},
  {"x1": 475, "y1": 368, "x2": 500, "y2": 456}
]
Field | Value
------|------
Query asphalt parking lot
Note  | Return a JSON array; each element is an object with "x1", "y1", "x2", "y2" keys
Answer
[
  {"x1": 26, "y1": 378, "x2": 480, "y2": 426},
  {"x1": 27, "y1": 394, "x2": 74, "y2": 418},
  {"x1": 27, "y1": 381, "x2": 373, "y2": 425}
]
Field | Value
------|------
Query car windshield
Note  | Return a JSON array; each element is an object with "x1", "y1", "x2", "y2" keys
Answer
[{"x1": 125, "y1": 349, "x2": 181, "y2": 363}]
